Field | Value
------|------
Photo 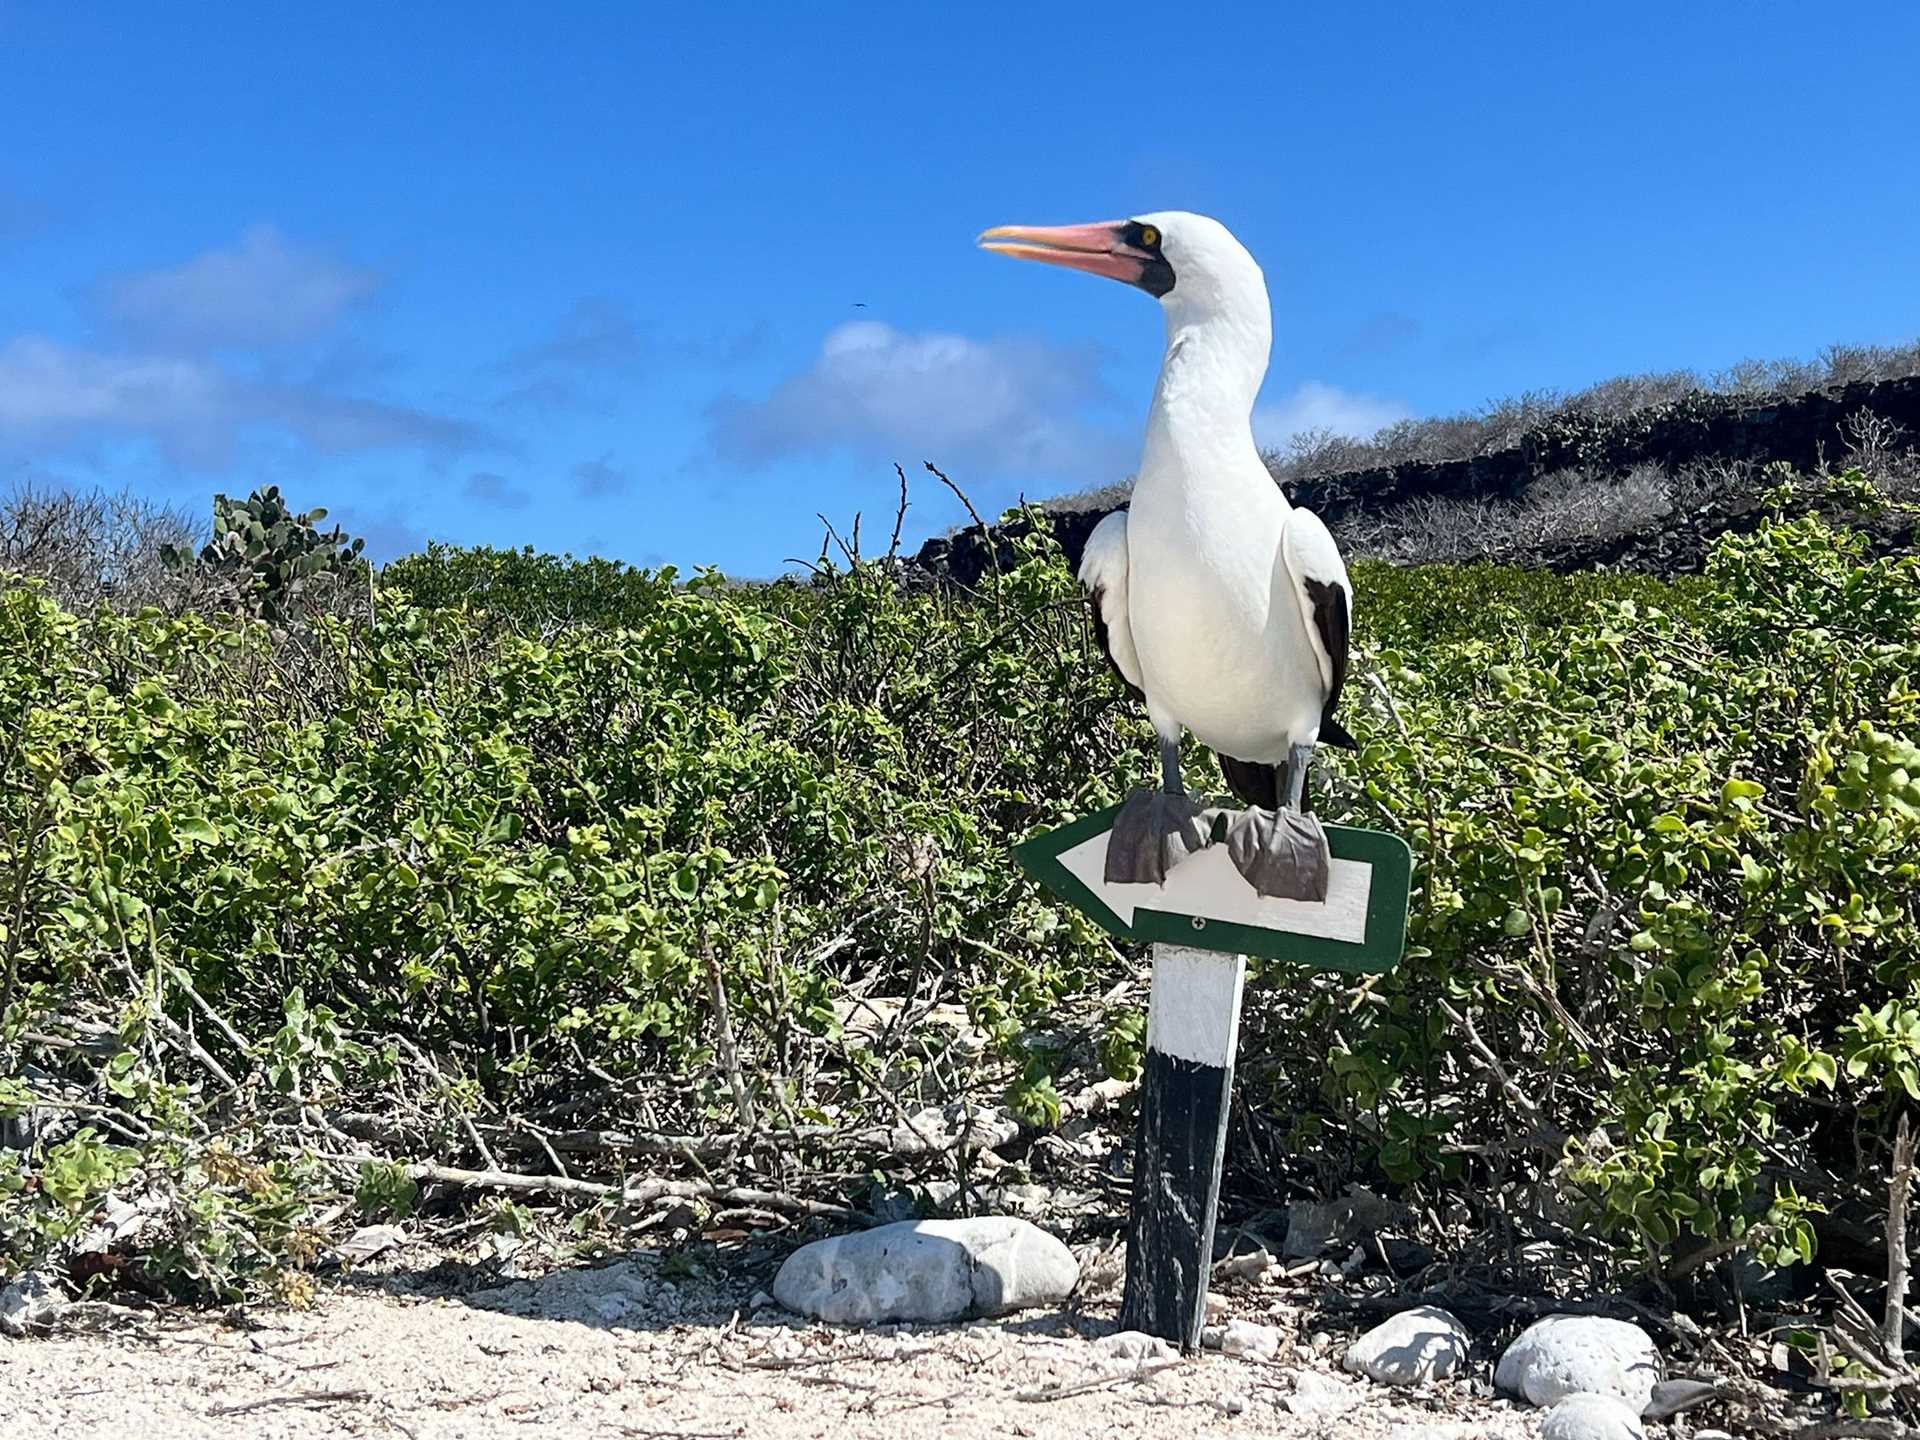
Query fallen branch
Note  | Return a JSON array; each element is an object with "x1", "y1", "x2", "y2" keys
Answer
[
  {"x1": 313, "y1": 1154, "x2": 867, "y2": 1221},
  {"x1": 1015, "y1": 1358, "x2": 1181, "y2": 1402},
  {"x1": 207, "y1": 1387, "x2": 371, "y2": 1417},
  {"x1": 623, "y1": 1178, "x2": 865, "y2": 1222}
]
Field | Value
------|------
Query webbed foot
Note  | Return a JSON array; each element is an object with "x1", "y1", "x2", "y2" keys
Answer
[
  {"x1": 1227, "y1": 806, "x2": 1331, "y2": 900},
  {"x1": 1104, "y1": 787, "x2": 1208, "y2": 886}
]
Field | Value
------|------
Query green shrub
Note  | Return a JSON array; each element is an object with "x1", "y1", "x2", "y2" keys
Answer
[{"x1": 2, "y1": 493, "x2": 1915, "y2": 1299}]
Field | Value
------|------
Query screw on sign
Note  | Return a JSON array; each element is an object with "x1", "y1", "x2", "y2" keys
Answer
[{"x1": 1016, "y1": 805, "x2": 1411, "y2": 1348}]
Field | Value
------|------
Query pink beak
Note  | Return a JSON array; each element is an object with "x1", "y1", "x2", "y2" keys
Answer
[{"x1": 977, "y1": 220, "x2": 1152, "y2": 285}]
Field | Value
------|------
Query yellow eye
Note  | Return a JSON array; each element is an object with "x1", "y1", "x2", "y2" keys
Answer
[{"x1": 1139, "y1": 225, "x2": 1160, "y2": 248}]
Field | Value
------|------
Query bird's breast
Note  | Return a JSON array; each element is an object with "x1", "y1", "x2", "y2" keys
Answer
[{"x1": 1125, "y1": 493, "x2": 1321, "y2": 760}]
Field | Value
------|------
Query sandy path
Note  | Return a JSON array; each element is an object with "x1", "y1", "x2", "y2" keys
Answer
[{"x1": 3, "y1": 1249, "x2": 1547, "y2": 1439}]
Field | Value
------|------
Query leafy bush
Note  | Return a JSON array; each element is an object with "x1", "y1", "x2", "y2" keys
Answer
[{"x1": 2, "y1": 487, "x2": 1916, "y2": 1305}]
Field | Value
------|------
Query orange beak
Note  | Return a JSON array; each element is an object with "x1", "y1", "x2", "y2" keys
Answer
[{"x1": 977, "y1": 220, "x2": 1153, "y2": 285}]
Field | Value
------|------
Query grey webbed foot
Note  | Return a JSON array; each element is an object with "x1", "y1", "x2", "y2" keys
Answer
[
  {"x1": 1105, "y1": 787, "x2": 1208, "y2": 886},
  {"x1": 1227, "y1": 806, "x2": 1331, "y2": 900}
]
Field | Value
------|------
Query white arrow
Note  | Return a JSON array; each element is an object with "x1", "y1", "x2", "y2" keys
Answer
[{"x1": 1057, "y1": 824, "x2": 1374, "y2": 943}]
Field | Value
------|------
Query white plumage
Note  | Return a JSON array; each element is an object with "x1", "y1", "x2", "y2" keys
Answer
[
  {"x1": 1079, "y1": 212, "x2": 1350, "y2": 775},
  {"x1": 983, "y1": 209, "x2": 1354, "y2": 894}
]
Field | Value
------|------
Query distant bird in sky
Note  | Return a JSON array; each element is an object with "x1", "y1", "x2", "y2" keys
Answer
[
  {"x1": 979, "y1": 212, "x2": 1354, "y2": 900},
  {"x1": 851, "y1": 301, "x2": 867, "y2": 308}
]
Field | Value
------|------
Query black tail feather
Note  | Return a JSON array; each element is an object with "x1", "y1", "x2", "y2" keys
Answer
[
  {"x1": 1218, "y1": 754, "x2": 1279, "y2": 810},
  {"x1": 1319, "y1": 716, "x2": 1358, "y2": 750},
  {"x1": 1220, "y1": 752, "x2": 1316, "y2": 815}
]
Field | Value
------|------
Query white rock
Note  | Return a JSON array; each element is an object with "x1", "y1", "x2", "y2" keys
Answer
[
  {"x1": 1212, "y1": 1389, "x2": 1248, "y2": 1415},
  {"x1": 1218, "y1": 1319, "x2": 1283, "y2": 1362},
  {"x1": 771, "y1": 1217, "x2": 1078, "y2": 1325},
  {"x1": 1204, "y1": 1290, "x2": 1229, "y2": 1322},
  {"x1": 1095, "y1": 1330, "x2": 1175, "y2": 1362},
  {"x1": 1343, "y1": 1305, "x2": 1472, "y2": 1386},
  {"x1": 1283, "y1": 1369, "x2": 1363, "y2": 1418},
  {"x1": 1495, "y1": 1315, "x2": 1661, "y2": 1411},
  {"x1": 0, "y1": 1272, "x2": 66, "y2": 1336},
  {"x1": 336, "y1": 1222, "x2": 407, "y2": 1264},
  {"x1": 1216, "y1": 1248, "x2": 1274, "y2": 1283},
  {"x1": 1539, "y1": 1391, "x2": 1645, "y2": 1440}
]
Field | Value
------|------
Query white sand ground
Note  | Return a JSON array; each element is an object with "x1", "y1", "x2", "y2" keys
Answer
[{"x1": 3, "y1": 1245, "x2": 1555, "y2": 1439}]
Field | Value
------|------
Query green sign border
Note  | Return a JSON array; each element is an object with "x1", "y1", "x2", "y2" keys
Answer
[{"x1": 1014, "y1": 802, "x2": 1412, "y2": 973}]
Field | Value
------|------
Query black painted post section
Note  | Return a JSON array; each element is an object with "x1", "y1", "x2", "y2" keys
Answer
[{"x1": 1120, "y1": 943, "x2": 1246, "y2": 1350}]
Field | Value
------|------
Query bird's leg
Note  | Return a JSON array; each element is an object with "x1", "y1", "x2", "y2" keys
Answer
[
  {"x1": 1104, "y1": 736, "x2": 1209, "y2": 886},
  {"x1": 1282, "y1": 742, "x2": 1309, "y2": 809},
  {"x1": 1160, "y1": 735, "x2": 1184, "y2": 799},
  {"x1": 1228, "y1": 742, "x2": 1331, "y2": 900}
]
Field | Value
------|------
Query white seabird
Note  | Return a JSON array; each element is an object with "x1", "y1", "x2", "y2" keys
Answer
[{"x1": 979, "y1": 212, "x2": 1355, "y2": 900}]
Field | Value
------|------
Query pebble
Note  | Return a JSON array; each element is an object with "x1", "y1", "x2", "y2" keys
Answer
[
  {"x1": 336, "y1": 1223, "x2": 407, "y2": 1265},
  {"x1": 1282, "y1": 1368, "x2": 1364, "y2": 1418},
  {"x1": 1203, "y1": 1319, "x2": 1283, "y2": 1361},
  {"x1": 1494, "y1": 1315, "x2": 1661, "y2": 1412},
  {"x1": 0, "y1": 1272, "x2": 66, "y2": 1336},
  {"x1": 1212, "y1": 1389, "x2": 1248, "y2": 1415},
  {"x1": 1538, "y1": 1391, "x2": 1645, "y2": 1440},
  {"x1": 771, "y1": 1216, "x2": 1078, "y2": 1325},
  {"x1": 1217, "y1": 1319, "x2": 1283, "y2": 1362},
  {"x1": 1342, "y1": 1305, "x2": 1472, "y2": 1386},
  {"x1": 1215, "y1": 1247, "x2": 1274, "y2": 1283},
  {"x1": 1094, "y1": 1330, "x2": 1175, "y2": 1362}
]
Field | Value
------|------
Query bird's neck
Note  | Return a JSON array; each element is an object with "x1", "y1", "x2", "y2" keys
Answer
[{"x1": 1141, "y1": 305, "x2": 1275, "y2": 491}]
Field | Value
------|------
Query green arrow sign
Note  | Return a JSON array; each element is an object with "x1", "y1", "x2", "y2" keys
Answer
[{"x1": 1015, "y1": 802, "x2": 1412, "y2": 973}]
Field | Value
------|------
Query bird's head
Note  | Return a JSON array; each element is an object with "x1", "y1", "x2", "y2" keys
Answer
[{"x1": 977, "y1": 210, "x2": 1265, "y2": 323}]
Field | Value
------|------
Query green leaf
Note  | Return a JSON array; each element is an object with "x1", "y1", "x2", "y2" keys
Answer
[{"x1": 176, "y1": 815, "x2": 220, "y2": 845}]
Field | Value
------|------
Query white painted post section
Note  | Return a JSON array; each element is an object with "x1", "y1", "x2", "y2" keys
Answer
[
  {"x1": 1120, "y1": 942, "x2": 1248, "y2": 1348},
  {"x1": 1145, "y1": 943, "x2": 1247, "y2": 1070}
]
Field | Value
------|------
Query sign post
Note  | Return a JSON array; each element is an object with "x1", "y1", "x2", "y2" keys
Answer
[{"x1": 1016, "y1": 803, "x2": 1411, "y2": 1349}]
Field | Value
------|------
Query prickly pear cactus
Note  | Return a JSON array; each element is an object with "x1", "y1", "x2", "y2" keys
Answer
[{"x1": 162, "y1": 486, "x2": 367, "y2": 624}]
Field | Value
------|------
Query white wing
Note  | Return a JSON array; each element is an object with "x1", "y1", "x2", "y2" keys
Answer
[
  {"x1": 1077, "y1": 510, "x2": 1144, "y2": 696},
  {"x1": 1280, "y1": 507, "x2": 1352, "y2": 724}
]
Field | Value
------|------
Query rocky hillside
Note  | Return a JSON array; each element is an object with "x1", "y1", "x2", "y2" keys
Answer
[{"x1": 913, "y1": 373, "x2": 1920, "y2": 586}]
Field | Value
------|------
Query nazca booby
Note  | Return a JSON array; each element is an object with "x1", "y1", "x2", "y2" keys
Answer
[{"x1": 979, "y1": 212, "x2": 1355, "y2": 900}]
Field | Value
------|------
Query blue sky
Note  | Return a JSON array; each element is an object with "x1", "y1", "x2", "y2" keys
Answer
[{"x1": 4, "y1": 3, "x2": 1918, "y2": 574}]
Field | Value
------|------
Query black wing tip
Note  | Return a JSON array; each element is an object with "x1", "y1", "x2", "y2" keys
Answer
[{"x1": 1319, "y1": 716, "x2": 1359, "y2": 750}]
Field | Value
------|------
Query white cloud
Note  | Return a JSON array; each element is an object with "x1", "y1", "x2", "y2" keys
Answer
[
  {"x1": 0, "y1": 334, "x2": 483, "y2": 469},
  {"x1": 98, "y1": 224, "x2": 380, "y2": 349},
  {"x1": 1253, "y1": 381, "x2": 1410, "y2": 450},
  {"x1": 710, "y1": 320, "x2": 1126, "y2": 480}
]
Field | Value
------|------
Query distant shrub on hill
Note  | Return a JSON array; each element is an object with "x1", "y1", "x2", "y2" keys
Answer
[
  {"x1": 1267, "y1": 337, "x2": 1920, "y2": 485},
  {"x1": 381, "y1": 542, "x2": 689, "y2": 631}
]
